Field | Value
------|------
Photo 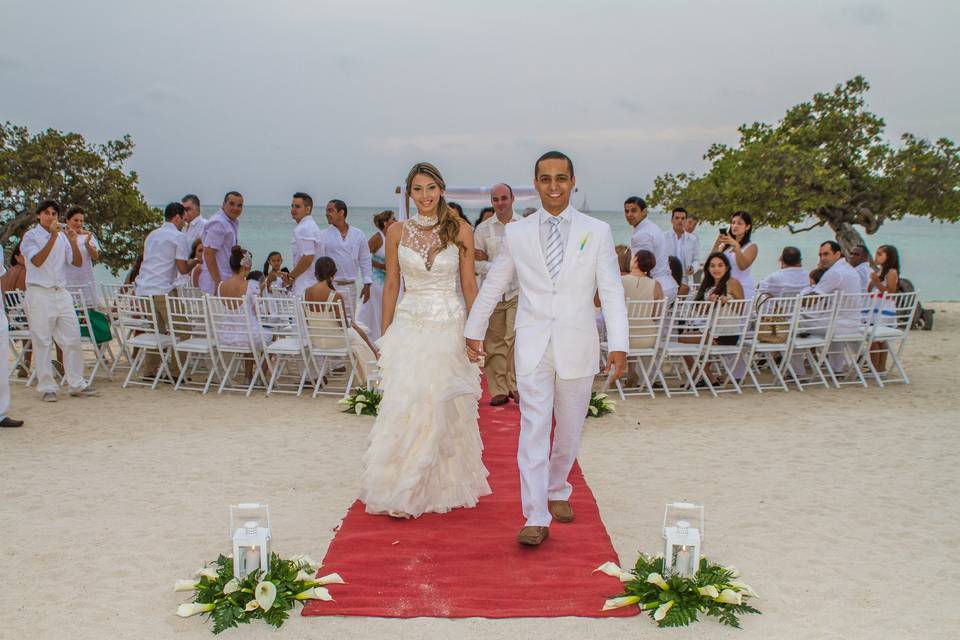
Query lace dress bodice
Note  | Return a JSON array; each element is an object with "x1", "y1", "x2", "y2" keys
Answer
[{"x1": 395, "y1": 217, "x2": 465, "y2": 327}]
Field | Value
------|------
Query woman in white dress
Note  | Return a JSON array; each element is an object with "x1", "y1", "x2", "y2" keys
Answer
[
  {"x1": 359, "y1": 162, "x2": 490, "y2": 519},
  {"x1": 356, "y1": 210, "x2": 395, "y2": 342},
  {"x1": 712, "y1": 210, "x2": 758, "y2": 299}
]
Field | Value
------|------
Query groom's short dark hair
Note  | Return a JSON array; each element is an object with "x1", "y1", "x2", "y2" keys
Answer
[{"x1": 534, "y1": 150, "x2": 574, "y2": 178}]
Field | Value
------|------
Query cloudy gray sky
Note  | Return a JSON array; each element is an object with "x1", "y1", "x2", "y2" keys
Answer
[{"x1": 2, "y1": 0, "x2": 958, "y2": 209}]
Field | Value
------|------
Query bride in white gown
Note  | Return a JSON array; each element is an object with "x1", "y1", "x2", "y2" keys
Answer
[{"x1": 359, "y1": 162, "x2": 491, "y2": 518}]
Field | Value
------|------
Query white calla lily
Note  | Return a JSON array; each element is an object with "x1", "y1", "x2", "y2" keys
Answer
[
  {"x1": 646, "y1": 573, "x2": 669, "y2": 590},
  {"x1": 315, "y1": 573, "x2": 346, "y2": 585},
  {"x1": 593, "y1": 562, "x2": 634, "y2": 582},
  {"x1": 729, "y1": 580, "x2": 759, "y2": 597},
  {"x1": 697, "y1": 585, "x2": 720, "y2": 598},
  {"x1": 653, "y1": 599, "x2": 674, "y2": 621},
  {"x1": 194, "y1": 566, "x2": 219, "y2": 580},
  {"x1": 716, "y1": 589, "x2": 743, "y2": 605},
  {"x1": 222, "y1": 578, "x2": 240, "y2": 595},
  {"x1": 255, "y1": 581, "x2": 277, "y2": 611},
  {"x1": 245, "y1": 599, "x2": 260, "y2": 612},
  {"x1": 601, "y1": 595, "x2": 641, "y2": 611},
  {"x1": 355, "y1": 403, "x2": 365, "y2": 415},
  {"x1": 295, "y1": 586, "x2": 333, "y2": 601},
  {"x1": 174, "y1": 579, "x2": 199, "y2": 592},
  {"x1": 176, "y1": 602, "x2": 215, "y2": 618}
]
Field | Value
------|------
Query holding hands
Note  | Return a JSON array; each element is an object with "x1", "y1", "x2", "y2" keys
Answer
[{"x1": 465, "y1": 338, "x2": 484, "y2": 363}]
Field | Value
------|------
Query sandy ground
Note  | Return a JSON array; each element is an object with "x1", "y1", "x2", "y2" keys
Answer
[{"x1": 2, "y1": 303, "x2": 958, "y2": 639}]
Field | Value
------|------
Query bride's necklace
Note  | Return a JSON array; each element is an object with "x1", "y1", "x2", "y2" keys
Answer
[{"x1": 413, "y1": 213, "x2": 439, "y2": 227}]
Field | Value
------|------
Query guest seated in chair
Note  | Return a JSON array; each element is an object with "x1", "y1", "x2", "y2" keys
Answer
[
  {"x1": 620, "y1": 249, "x2": 664, "y2": 388},
  {"x1": 219, "y1": 246, "x2": 272, "y2": 383}
]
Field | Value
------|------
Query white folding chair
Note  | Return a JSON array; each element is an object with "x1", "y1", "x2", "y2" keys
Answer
[
  {"x1": 865, "y1": 291, "x2": 919, "y2": 386},
  {"x1": 102, "y1": 282, "x2": 136, "y2": 373},
  {"x1": 787, "y1": 293, "x2": 838, "y2": 391},
  {"x1": 655, "y1": 299, "x2": 715, "y2": 398},
  {"x1": 698, "y1": 298, "x2": 752, "y2": 396},
  {"x1": 165, "y1": 294, "x2": 220, "y2": 393},
  {"x1": 256, "y1": 296, "x2": 310, "y2": 396},
  {"x1": 206, "y1": 294, "x2": 267, "y2": 396},
  {"x1": 178, "y1": 285, "x2": 205, "y2": 299},
  {"x1": 739, "y1": 295, "x2": 800, "y2": 393},
  {"x1": 829, "y1": 292, "x2": 878, "y2": 388},
  {"x1": 299, "y1": 299, "x2": 358, "y2": 398},
  {"x1": 68, "y1": 288, "x2": 113, "y2": 382},
  {"x1": 3, "y1": 291, "x2": 33, "y2": 384},
  {"x1": 116, "y1": 294, "x2": 175, "y2": 389},
  {"x1": 621, "y1": 299, "x2": 669, "y2": 398}
]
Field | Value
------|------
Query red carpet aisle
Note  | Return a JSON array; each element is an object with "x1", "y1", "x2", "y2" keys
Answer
[{"x1": 302, "y1": 386, "x2": 638, "y2": 619}]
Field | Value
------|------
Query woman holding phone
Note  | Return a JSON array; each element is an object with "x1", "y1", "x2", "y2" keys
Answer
[{"x1": 711, "y1": 210, "x2": 758, "y2": 299}]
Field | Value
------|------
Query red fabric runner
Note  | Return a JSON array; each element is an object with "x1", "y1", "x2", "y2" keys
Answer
[{"x1": 302, "y1": 387, "x2": 638, "y2": 618}]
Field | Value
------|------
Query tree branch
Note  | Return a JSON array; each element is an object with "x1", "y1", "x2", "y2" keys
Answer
[{"x1": 787, "y1": 219, "x2": 827, "y2": 234}]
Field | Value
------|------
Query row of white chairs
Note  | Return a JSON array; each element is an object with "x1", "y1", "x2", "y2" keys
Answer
[{"x1": 609, "y1": 291, "x2": 919, "y2": 399}]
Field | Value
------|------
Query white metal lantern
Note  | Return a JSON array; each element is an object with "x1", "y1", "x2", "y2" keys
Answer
[
  {"x1": 662, "y1": 502, "x2": 704, "y2": 577},
  {"x1": 230, "y1": 503, "x2": 271, "y2": 578}
]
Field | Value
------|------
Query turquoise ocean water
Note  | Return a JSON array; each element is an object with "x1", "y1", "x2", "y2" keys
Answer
[{"x1": 99, "y1": 206, "x2": 959, "y2": 301}]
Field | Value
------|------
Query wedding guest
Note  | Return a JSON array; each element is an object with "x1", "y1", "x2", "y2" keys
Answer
[
  {"x1": 694, "y1": 252, "x2": 745, "y2": 304},
  {"x1": 474, "y1": 206, "x2": 495, "y2": 228},
  {"x1": 868, "y1": 244, "x2": 901, "y2": 372},
  {"x1": 712, "y1": 211, "x2": 758, "y2": 299},
  {"x1": 319, "y1": 199, "x2": 373, "y2": 325},
  {"x1": 181, "y1": 194, "x2": 207, "y2": 250},
  {"x1": 448, "y1": 202, "x2": 470, "y2": 225},
  {"x1": 804, "y1": 241, "x2": 862, "y2": 373},
  {"x1": 625, "y1": 196, "x2": 677, "y2": 300},
  {"x1": 175, "y1": 239, "x2": 204, "y2": 290},
  {"x1": 125, "y1": 253, "x2": 144, "y2": 287},
  {"x1": 474, "y1": 183, "x2": 521, "y2": 405},
  {"x1": 136, "y1": 202, "x2": 199, "y2": 378},
  {"x1": 1, "y1": 241, "x2": 27, "y2": 292},
  {"x1": 63, "y1": 206, "x2": 101, "y2": 307},
  {"x1": 848, "y1": 245, "x2": 873, "y2": 292},
  {"x1": 0, "y1": 260, "x2": 24, "y2": 428},
  {"x1": 285, "y1": 192, "x2": 325, "y2": 297},
  {"x1": 682, "y1": 212, "x2": 702, "y2": 283},
  {"x1": 668, "y1": 256, "x2": 689, "y2": 297},
  {"x1": 20, "y1": 200, "x2": 97, "y2": 401},
  {"x1": 198, "y1": 191, "x2": 243, "y2": 294},
  {"x1": 261, "y1": 251, "x2": 289, "y2": 295},
  {"x1": 620, "y1": 249, "x2": 663, "y2": 387},
  {"x1": 663, "y1": 207, "x2": 696, "y2": 279},
  {"x1": 615, "y1": 244, "x2": 631, "y2": 275},
  {"x1": 808, "y1": 268, "x2": 825, "y2": 286},
  {"x1": 758, "y1": 246, "x2": 808, "y2": 297},
  {"x1": 303, "y1": 256, "x2": 378, "y2": 385},
  {"x1": 218, "y1": 246, "x2": 271, "y2": 383},
  {"x1": 357, "y1": 210, "x2": 394, "y2": 342}
]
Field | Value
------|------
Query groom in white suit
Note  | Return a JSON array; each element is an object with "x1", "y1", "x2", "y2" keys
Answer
[{"x1": 465, "y1": 151, "x2": 628, "y2": 547}]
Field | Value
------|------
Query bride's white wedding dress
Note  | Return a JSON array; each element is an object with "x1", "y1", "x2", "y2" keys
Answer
[{"x1": 359, "y1": 215, "x2": 491, "y2": 517}]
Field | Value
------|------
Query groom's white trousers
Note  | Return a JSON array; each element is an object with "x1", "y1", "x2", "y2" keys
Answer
[{"x1": 516, "y1": 340, "x2": 593, "y2": 527}]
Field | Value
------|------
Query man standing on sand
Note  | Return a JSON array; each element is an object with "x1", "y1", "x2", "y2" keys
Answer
[
  {"x1": 284, "y1": 192, "x2": 325, "y2": 297},
  {"x1": 625, "y1": 197, "x2": 677, "y2": 300},
  {"x1": 181, "y1": 194, "x2": 207, "y2": 251},
  {"x1": 682, "y1": 212, "x2": 702, "y2": 285},
  {"x1": 465, "y1": 151, "x2": 627, "y2": 547},
  {"x1": 473, "y1": 183, "x2": 521, "y2": 406},
  {"x1": 319, "y1": 199, "x2": 372, "y2": 324},
  {"x1": 198, "y1": 191, "x2": 243, "y2": 294}
]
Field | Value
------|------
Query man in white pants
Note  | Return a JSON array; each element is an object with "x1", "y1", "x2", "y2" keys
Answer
[
  {"x1": 465, "y1": 151, "x2": 627, "y2": 547},
  {"x1": 0, "y1": 262, "x2": 25, "y2": 427},
  {"x1": 20, "y1": 200, "x2": 97, "y2": 402},
  {"x1": 320, "y1": 199, "x2": 372, "y2": 325},
  {"x1": 285, "y1": 192, "x2": 325, "y2": 296}
]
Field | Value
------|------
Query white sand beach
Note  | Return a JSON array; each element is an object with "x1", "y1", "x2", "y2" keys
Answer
[{"x1": 2, "y1": 303, "x2": 958, "y2": 639}]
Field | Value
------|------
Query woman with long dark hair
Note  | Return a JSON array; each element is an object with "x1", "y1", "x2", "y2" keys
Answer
[
  {"x1": 868, "y1": 244, "x2": 901, "y2": 372},
  {"x1": 711, "y1": 211, "x2": 758, "y2": 299},
  {"x1": 694, "y1": 252, "x2": 745, "y2": 304},
  {"x1": 360, "y1": 162, "x2": 490, "y2": 520}
]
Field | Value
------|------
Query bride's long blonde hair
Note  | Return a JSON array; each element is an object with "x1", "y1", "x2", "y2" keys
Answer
[{"x1": 404, "y1": 162, "x2": 463, "y2": 252}]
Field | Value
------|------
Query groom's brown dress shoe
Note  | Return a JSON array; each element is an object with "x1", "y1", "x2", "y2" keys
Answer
[
  {"x1": 548, "y1": 500, "x2": 574, "y2": 523},
  {"x1": 0, "y1": 417, "x2": 24, "y2": 428},
  {"x1": 490, "y1": 394, "x2": 509, "y2": 406},
  {"x1": 517, "y1": 526, "x2": 550, "y2": 546}
]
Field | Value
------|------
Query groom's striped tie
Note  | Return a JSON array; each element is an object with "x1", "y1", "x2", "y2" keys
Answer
[{"x1": 545, "y1": 216, "x2": 563, "y2": 281}]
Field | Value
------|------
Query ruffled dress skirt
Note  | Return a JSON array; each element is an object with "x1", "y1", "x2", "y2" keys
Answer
[{"x1": 359, "y1": 310, "x2": 491, "y2": 517}]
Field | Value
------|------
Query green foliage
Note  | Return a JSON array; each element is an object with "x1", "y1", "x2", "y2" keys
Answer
[
  {"x1": 338, "y1": 387, "x2": 383, "y2": 416},
  {"x1": 647, "y1": 76, "x2": 960, "y2": 252},
  {"x1": 613, "y1": 553, "x2": 761, "y2": 629},
  {"x1": 587, "y1": 391, "x2": 616, "y2": 418},
  {"x1": 0, "y1": 121, "x2": 159, "y2": 274},
  {"x1": 179, "y1": 552, "x2": 333, "y2": 635}
]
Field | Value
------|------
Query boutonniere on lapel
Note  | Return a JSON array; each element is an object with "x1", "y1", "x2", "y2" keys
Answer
[{"x1": 578, "y1": 232, "x2": 592, "y2": 252}]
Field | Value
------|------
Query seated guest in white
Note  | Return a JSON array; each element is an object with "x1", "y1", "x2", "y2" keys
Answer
[
  {"x1": 0, "y1": 261, "x2": 24, "y2": 427},
  {"x1": 136, "y1": 202, "x2": 200, "y2": 378},
  {"x1": 867, "y1": 244, "x2": 901, "y2": 373},
  {"x1": 320, "y1": 199, "x2": 373, "y2": 325},
  {"x1": 686, "y1": 252, "x2": 745, "y2": 383},
  {"x1": 758, "y1": 246, "x2": 808, "y2": 297},
  {"x1": 303, "y1": 257, "x2": 378, "y2": 385},
  {"x1": 21, "y1": 200, "x2": 97, "y2": 402},
  {"x1": 285, "y1": 192, "x2": 325, "y2": 297},
  {"x1": 848, "y1": 245, "x2": 873, "y2": 292},
  {"x1": 625, "y1": 196, "x2": 677, "y2": 300},
  {"x1": 621, "y1": 249, "x2": 663, "y2": 387},
  {"x1": 682, "y1": 212, "x2": 702, "y2": 284},
  {"x1": 174, "y1": 239, "x2": 203, "y2": 290},
  {"x1": 218, "y1": 246, "x2": 271, "y2": 383},
  {"x1": 667, "y1": 256, "x2": 689, "y2": 297},
  {"x1": 802, "y1": 240, "x2": 863, "y2": 372}
]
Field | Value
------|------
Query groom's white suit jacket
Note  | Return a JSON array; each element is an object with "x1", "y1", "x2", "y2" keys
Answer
[{"x1": 465, "y1": 207, "x2": 628, "y2": 379}]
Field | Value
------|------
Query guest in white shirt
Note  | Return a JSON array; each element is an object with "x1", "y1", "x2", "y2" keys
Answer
[
  {"x1": 682, "y1": 212, "x2": 702, "y2": 284},
  {"x1": 284, "y1": 192, "x2": 325, "y2": 297},
  {"x1": 181, "y1": 194, "x2": 207, "y2": 250},
  {"x1": 758, "y1": 246, "x2": 809, "y2": 297},
  {"x1": 63, "y1": 206, "x2": 101, "y2": 308},
  {"x1": 0, "y1": 261, "x2": 24, "y2": 427},
  {"x1": 20, "y1": 200, "x2": 97, "y2": 402},
  {"x1": 136, "y1": 202, "x2": 199, "y2": 378},
  {"x1": 802, "y1": 240, "x2": 863, "y2": 373},
  {"x1": 474, "y1": 183, "x2": 522, "y2": 405},
  {"x1": 198, "y1": 191, "x2": 243, "y2": 294},
  {"x1": 320, "y1": 199, "x2": 373, "y2": 325},
  {"x1": 662, "y1": 207, "x2": 697, "y2": 278},
  {"x1": 848, "y1": 245, "x2": 873, "y2": 292},
  {"x1": 711, "y1": 211, "x2": 759, "y2": 299},
  {"x1": 624, "y1": 196, "x2": 677, "y2": 300}
]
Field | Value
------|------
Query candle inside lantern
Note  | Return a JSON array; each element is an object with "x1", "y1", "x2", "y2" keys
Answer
[{"x1": 674, "y1": 545, "x2": 691, "y2": 577}]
